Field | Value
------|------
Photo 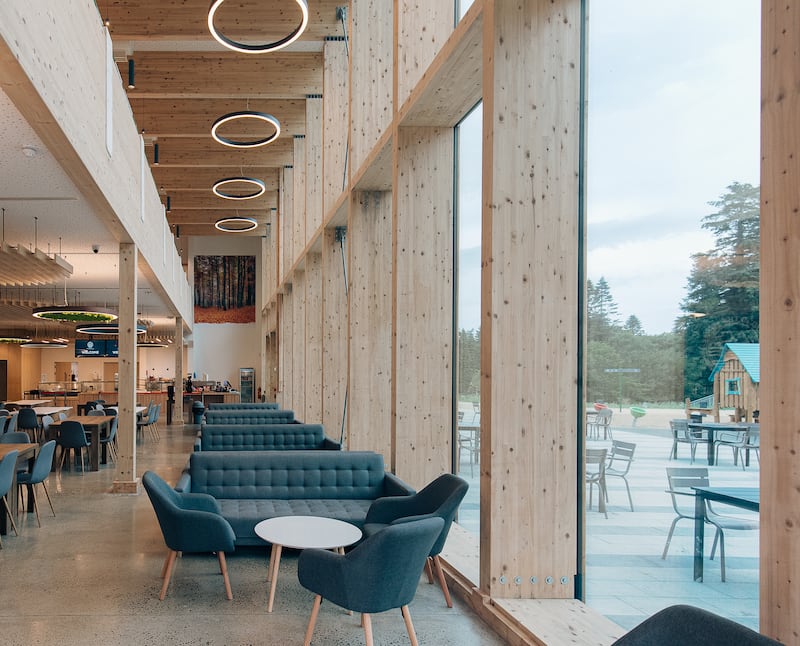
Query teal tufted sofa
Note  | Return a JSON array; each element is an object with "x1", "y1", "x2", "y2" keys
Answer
[
  {"x1": 202, "y1": 409, "x2": 298, "y2": 425},
  {"x1": 195, "y1": 423, "x2": 341, "y2": 451},
  {"x1": 206, "y1": 402, "x2": 280, "y2": 410},
  {"x1": 175, "y1": 450, "x2": 414, "y2": 546}
]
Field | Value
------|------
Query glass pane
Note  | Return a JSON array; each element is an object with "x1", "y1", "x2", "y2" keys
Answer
[
  {"x1": 585, "y1": 0, "x2": 760, "y2": 631},
  {"x1": 455, "y1": 102, "x2": 482, "y2": 535}
]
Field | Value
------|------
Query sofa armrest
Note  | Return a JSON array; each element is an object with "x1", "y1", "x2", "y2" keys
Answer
[
  {"x1": 193, "y1": 433, "x2": 202, "y2": 451},
  {"x1": 383, "y1": 472, "x2": 416, "y2": 497},
  {"x1": 322, "y1": 438, "x2": 342, "y2": 450},
  {"x1": 175, "y1": 471, "x2": 191, "y2": 493}
]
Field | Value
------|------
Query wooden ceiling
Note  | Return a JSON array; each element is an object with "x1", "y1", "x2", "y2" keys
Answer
[{"x1": 107, "y1": 0, "x2": 344, "y2": 237}]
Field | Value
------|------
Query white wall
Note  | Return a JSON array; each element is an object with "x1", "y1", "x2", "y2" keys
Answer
[{"x1": 188, "y1": 236, "x2": 262, "y2": 389}]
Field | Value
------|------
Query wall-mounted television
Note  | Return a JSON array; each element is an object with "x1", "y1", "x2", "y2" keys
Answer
[
  {"x1": 75, "y1": 339, "x2": 106, "y2": 357},
  {"x1": 105, "y1": 339, "x2": 119, "y2": 356}
]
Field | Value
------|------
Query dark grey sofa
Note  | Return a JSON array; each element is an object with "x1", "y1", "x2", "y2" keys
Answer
[
  {"x1": 202, "y1": 409, "x2": 298, "y2": 425},
  {"x1": 175, "y1": 450, "x2": 414, "y2": 546},
  {"x1": 195, "y1": 423, "x2": 340, "y2": 451}
]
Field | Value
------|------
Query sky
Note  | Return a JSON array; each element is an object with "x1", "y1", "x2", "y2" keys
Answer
[{"x1": 457, "y1": 1, "x2": 761, "y2": 334}]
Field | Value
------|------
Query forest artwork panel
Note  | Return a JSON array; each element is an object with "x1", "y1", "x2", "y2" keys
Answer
[{"x1": 194, "y1": 255, "x2": 256, "y2": 324}]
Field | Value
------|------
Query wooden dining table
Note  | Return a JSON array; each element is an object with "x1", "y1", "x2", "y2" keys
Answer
[
  {"x1": 49, "y1": 416, "x2": 115, "y2": 471},
  {"x1": 0, "y1": 443, "x2": 37, "y2": 535}
]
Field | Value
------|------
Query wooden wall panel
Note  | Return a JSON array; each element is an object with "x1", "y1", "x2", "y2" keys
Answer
[
  {"x1": 281, "y1": 166, "x2": 294, "y2": 280},
  {"x1": 292, "y1": 271, "x2": 306, "y2": 419},
  {"x1": 322, "y1": 228, "x2": 349, "y2": 442},
  {"x1": 481, "y1": 0, "x2": 582, "y2": 600},
  {"x1": 265, "y1": 331, "x2": 278, "y2": 402},
  {"x1": 759, "y1": 0, "x2": 800, "y2": 639},
  {"x1": 348, "y1": 191, "x2": 393, "y2": 459},
  {"x1": 278, "y1": 292, "x2": 293, "y2": 409},
  {"x1": 323, "y1": 39, "x2": 350, "y2": 211},
  {"x1": 393, "y1": 126, "x2": 454, "y2": 488},
  {"x1": 350, "y1": 0, "x2": 394, "y2": 175},
  {"x1": 292, "y1": 136, "x2": 307, "y2": 264},
  {"x1": 396, "y1": 1, "x2": 454, "y2": 109},
  {"x1": 305, "y1": 253, "x2": 323, "y2": 423},
  {"x1": 305, "y1": 97, "x2": 323, "y2": 241}
]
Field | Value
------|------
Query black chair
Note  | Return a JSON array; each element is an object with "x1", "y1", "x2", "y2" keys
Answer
[
  {"x1": 17, "y1": 440, "x2": 57, "y2": 526},
  {"x1": 298, "y1": 517, "x2": 444, "y2": 646},
  {"x1": 363, "y1": 473, "x2": 469, "y2": 607},
  {"x1": 16, "y1": 408, "x2": 39, "y2": 442},
  {"x1": 142, "y1": 471, "x2": 236, "y2": 601},
  {"x1": 611, "y1": 604, "x2": 780, "y2": 645},
  {"x1": 55, "y1": 420, "x2": 90, "y2": 473}
]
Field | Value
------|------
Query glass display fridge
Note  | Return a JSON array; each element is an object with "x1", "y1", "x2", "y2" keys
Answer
[{"x1": 239, "y1": 368, "x2": 255, "y2": 403}]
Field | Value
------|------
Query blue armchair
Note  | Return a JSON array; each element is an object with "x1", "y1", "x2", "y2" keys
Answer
[
  {"x1": 142, "y1": 470, "x2": 236, "y2": 600},
  {"x1": 362, "y1": 473, "x2": 469, "y2": 607},
  {"x1": 298, "y1": 516, "x2": 444, "y2": 646},
  {"x1": 611, "y1": 604, "x2": 780, "y2": 645}
]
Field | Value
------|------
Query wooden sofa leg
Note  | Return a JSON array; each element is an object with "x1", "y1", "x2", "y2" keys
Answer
[
  {"x1": 362, "y1": 612, "x2": 374, "y2": 646},
  {"x1": 218, "y1": 551, "x2": 233, "y2": 600},
  {"x1": 402, "y1": 605, "x2": 419, "y2": 646}
]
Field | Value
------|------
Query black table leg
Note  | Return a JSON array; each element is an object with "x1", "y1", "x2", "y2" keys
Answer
[{"x1": 694, "y1": 493, "x2": 705, "y2": 582}]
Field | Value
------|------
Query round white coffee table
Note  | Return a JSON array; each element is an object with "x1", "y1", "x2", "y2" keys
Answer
[{"x1": 255, "y1": 515, "x2": 362, "y2": 612}]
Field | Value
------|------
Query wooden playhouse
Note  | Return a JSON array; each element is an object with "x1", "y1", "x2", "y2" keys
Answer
[{"x1": 708, "y1": 342, "x2": 760, "y2": 422}]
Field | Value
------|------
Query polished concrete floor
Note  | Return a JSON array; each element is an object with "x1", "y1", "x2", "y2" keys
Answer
[{"x1": 0, "y1": 422, "x2": 507, "y2": 646}]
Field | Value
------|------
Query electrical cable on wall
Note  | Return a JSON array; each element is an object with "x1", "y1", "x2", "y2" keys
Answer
[{"x1": 336, "y1": 226, "x2": 348, "y2": 445}]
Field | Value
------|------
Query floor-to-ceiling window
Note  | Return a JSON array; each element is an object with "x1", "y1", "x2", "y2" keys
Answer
[
  {"x1": 585, "y1": 0, "x2": 761, "y2": 630},
  {"x1": 455, "y1": 102, "x2": 482, "y2": 535}
]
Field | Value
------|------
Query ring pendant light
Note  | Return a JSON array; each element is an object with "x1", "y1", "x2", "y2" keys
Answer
[
  {"x1": 208, "y1": 0, "x2": 309, "y2": 54},
  {"x1": 76, "y1": 323, "x2": 147, "y2": 335},
  {"x1": 215, "y1": 216, "x2": 258, "y2": 232},
  {"x1": 32, "y1": 306, "x2": 117, "y2": 323},
  {"x1": 212, "y1": 177, "x2": 266, "y2": 200},
  {"x1": 211, "y1": 111, "x2": 281, "y2": 148}
]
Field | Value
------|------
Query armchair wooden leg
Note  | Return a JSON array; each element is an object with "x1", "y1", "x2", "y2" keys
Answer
[
  {"x1": 401, "y1": 605, "x2": 419, "y2": 646},
  {"x1": 218, "y1": 551, "x2": 232, "y2": 600},
  {"x1": 362, "y1": 612, "x2": 374, "y2": 646},
  {"x1": 160, "y1": 549, "x2": 177, "y2": 600},
  {"x1": 432, "y1": 555, "x2": 453, "y2": 608},
  {"x1": 304, "y1": 594, "x2": 322, "y2": 646},
  {"x1": 424, "y1": 557, "x2": 434, "y2": 584}
]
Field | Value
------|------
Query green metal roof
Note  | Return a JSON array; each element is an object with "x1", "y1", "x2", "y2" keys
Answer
[{"x1": 708, "y1": 343, "x2": 760, "y2": 383}]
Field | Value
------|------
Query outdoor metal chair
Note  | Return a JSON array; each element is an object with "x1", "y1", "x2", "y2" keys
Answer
[
  {"x1": 605, "y1": 440, "x2": 636, "y2": 511},
  {"x1": 585, "y1": 447, "x2": 608, "y2": 518}
]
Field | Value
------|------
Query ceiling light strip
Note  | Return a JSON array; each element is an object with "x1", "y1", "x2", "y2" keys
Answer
[{"x1": 207, "y1": 0, "x2": 309, "y2": 54}]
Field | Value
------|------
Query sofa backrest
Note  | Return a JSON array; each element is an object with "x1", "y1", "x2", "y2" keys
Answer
[
  {"x1": 206, "y1": 402, "x2": 280, "y2": 410},
  {"x1": 187, "y1": 450, "x2": 388, "y2": 500},
  {"x1": 199, "y1": 424, "x2": 339, "y2": 451},
  {"x1": 203, "y1": 409, "x2": 296, "y2": 425}
]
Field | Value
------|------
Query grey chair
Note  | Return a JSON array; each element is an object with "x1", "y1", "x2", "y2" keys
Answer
[
  {"x1": 142, "y1": 471, "x2": 236, "y2": 601},
  {"x1": 363, "y1": 473, "x2": 469, "y2": 607},
  {"x1": 662, "y1": 467, "x2": 759, "y2": 581},
  {"x1": 4, "y1": 413, "x2": 16, "y2": 434},
  {"x1": 100, "y1": 415, "x2": 119, "y2": 462},
  {"x1": 714, "y1": 427, "x2": 749, "y2": 469},
  {"x1": 0, "y1": 449, "x2": 20, "y2": 546},
  {"x1": 669, "y1": 418, "x2": 707, "y2": 462},
  {"x1": 585, "y1": 447, "x2": 608, "y2": 518},
  {"x1": 611, "y1": 604, "x2": 780, "y2": 645},
  {"x1": 17, "y1": 440, "x2": 57, "y2": 526},
  {"x1": 0, "y1": 432, "x2": 32, "y2": 444},
  {"x1": 605, "y1": 440, "x2": 636, "y2": 511},
  {"x1": 298, "y1": 516, "x2": 444, "y2": 646}
]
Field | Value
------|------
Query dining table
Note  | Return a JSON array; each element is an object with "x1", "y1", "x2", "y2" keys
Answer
[
  {"x1": 692, "y1": 486, "x2": 759, "y2": 582},
  {"x1": 10, "y1": 399, "x2": 52, "y2": 408},
  {"x1": 49, "y1": 415, "x2": 115, "y2": 471},
  {"x1": 0, "y1": 443, "x2": 37, "y2": 535},
  {"x1": 687, "y1": 421, "x2": 751, "y2": 466}
]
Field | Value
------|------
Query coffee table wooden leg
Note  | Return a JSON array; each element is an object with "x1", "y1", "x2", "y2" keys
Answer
[
  {"x1": 267, "y1": 543, "x2": 283, "y2": 612},
  {"x1": 267, "y1": 543, "x2": 277, "y2": 582}
]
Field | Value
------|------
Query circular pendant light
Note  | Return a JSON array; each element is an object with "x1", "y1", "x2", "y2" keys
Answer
[
  {"x1": 211, "y1": 111, "x2": 281, "y2": 148},
  {"x1": 32, "y1": 306, "x2": 117, "y2": 323},
  {"x1": 212, "y1": 177, "x2": 266, "y2": 200},
  {"x1": 208, "y1": 0, "x2": 309, "y2": 54},
  {"x1": 215, "y1": 216, "x2": 258, "y2": 232},
  {"x1": 76, "y1": 323, "x2": 147, "y2": 335},
  {"x1": 21, "y1": 339, "x2": 69, "y2": 349},
  {"x1": 0, "y1": 336, "x2": 31, "y2": 344}
]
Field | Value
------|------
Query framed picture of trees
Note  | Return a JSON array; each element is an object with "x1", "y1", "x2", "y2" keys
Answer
[{"x1": 193, "y1": 255, "x2": 256, "y2": 324}]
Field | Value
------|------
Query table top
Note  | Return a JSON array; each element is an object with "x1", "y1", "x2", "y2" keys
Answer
[
  {"x1": 692, "y1": 486, "x2": 760, "y2": 511},
  {"x1": 51, "y1": 415, "x2": 115, "y2": 426},
  {"x1": 108, "y1": 406, "x2": 146, "y2": 414},
  {"x1": 32, "y1": 406, "x2": 73, "y2": 416},
  {"x1": 11, "y1": 399, "x2": 52, "y2": 407},
  {"x1": 0, "y1": 443, "x2": 37, "y2": 459},
  {"x1": 688, "y1": 421, "x2": 751, "y2": 429},
  {"x1": 254, "y1": 516, "x2": 362, "y2": 550}
]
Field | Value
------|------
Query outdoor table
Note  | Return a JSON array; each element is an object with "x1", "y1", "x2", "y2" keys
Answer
[
  {"x1": 692, "y1": 486, "x2": 759, "y2": 582},
  {"x1": 688, "y1": 421, "x2": 750, "y2": 465}
]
